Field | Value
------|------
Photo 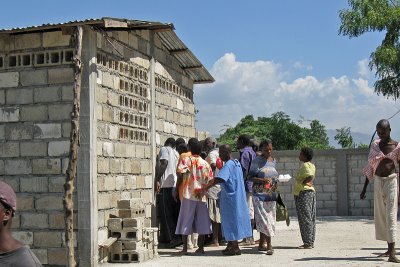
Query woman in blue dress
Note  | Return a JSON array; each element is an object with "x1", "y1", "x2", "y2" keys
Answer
[{"x1": 199, "y1": 144, "x2": 252, "y2": 255}]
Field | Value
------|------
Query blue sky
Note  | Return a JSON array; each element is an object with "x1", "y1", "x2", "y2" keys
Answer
[{"x1": 2, "y1": 0, "x2": 399, "y2": 142}]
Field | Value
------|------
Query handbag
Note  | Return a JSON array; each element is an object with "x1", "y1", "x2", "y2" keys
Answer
[{"x1": 276, "y1": 194, "x2": 290, "y2": 226}]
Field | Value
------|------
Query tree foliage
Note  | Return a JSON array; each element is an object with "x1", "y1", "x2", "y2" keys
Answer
[
  {"x1": 334, "y1": 126, "x2": 355, "y2": 148},
  {"x1": 300, "y1": 119, "x2": 331, "y2": 149},
  {"x1": 339, "y1": 0, "x2": 400, "y2": 99},
  {"x1": 217, "y1": 112, "x2": 332, "y2": 151}
]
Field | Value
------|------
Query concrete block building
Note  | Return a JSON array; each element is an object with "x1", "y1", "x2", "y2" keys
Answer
[{"x1": 0, "y1": 18, "x2": 213, "y2": 266}]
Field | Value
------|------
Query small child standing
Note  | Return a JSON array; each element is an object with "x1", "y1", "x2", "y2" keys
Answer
[{"x1": 293, "y1": 147, "x2": 316, "y2": 249}]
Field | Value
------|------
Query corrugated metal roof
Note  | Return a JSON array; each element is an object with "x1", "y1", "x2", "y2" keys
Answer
[{"x1": 0, "y1": 17, "x2": 214, "y2": 84}]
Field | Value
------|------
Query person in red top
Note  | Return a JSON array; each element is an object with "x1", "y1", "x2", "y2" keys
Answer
[
  {"x1": 175, "y1": 140, "x2": 213, "y2": 255},
  {"x1": 361, "y1": 119, "x2": 400, "y2": 263}
]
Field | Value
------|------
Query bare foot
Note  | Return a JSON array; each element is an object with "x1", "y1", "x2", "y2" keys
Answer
[
  {"x1": 195, "y1": 248, "x2": 205, "y2": 254},
  {"x1": 388, "y1": 255, "x2": 400, "y2": 263},
  {"x1": 377, "y1": 251, "x2": 390, "y2": 257}
]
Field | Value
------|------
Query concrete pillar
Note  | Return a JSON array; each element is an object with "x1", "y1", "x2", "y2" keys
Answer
[
  {"x1": 336, "y1": 151, "x2": 349, "y2": 216},
  {"x1": 77, "y1": 26, "x2": 98, "y2": 266},
  {"x1": 149, "y1": 31, "x2": 157, "y2": 226}
]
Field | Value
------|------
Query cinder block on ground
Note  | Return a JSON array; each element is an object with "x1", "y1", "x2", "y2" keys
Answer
[
  {"x1": 110, "y1": 248, "x2": 148, "y2": 263},
  {"x1": 117, "y1": 198, "x2": 144, "y2": 210},
  {"x1": 108, "y1": 218, "x2": 122, "y2": 231},
  {"x1": 143, "y1": 218, "x2": 152, "y2": 228},
  {"x1": 122, "y1": 217, "x2": 143, "y2": 228},
  {"x1": 110, "y1": 227, "x2": 142, "y2": 240},
  {"x1": 122, "y1": 240, "x2": 143, "y2": 250},
  {"x1": 118, "y1": 209, "x2": 145, "y2": 218},
  {"x1": 111, "y1": 241, "x2": 123, "y2": 254},
  {"x1": 144, "y1": 204, "x2": 152, "y2": 218}
]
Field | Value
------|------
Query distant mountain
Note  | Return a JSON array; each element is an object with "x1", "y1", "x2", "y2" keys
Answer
[{"x1": 327, "y1": 129, "x2": 373, "y2": 148}]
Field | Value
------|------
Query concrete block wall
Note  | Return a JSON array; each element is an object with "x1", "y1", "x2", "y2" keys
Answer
[
  {"x1": 154, "y1": 71, "x2": 196, "y2": 146},
  {"x1": 95, "y1": 29, "x2": 197, "y2": 258},
  {"x1": 347, "y1": 153, "x2": 373, "y2": 216},
  {"x1": 95, "y1": 30, "x2": 153, "y2": 248},
  {"x1": 272, "y1": 148, "x2": 370, "y2": 217},
  {"x1": 1, "y1": 27, "x2": 202, "y2": 265},
  {"x1": 0, "y1": 30, "x2": 73, "y2": 265},
  {"x1": 96, "y1": 29, "x2": 196, "y2": 148}
]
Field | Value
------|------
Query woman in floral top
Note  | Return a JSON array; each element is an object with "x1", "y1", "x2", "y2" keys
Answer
[{"x1": 175, "y1": 141, "x2": 213, "y2": 255}]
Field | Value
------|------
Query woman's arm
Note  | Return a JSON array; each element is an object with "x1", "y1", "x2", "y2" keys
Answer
[
  {"x1": 302, "y1": 176, "x2": 314, "y2": 185},
  {"x1": 249, "y1": 176, "x2": 268, "y2": 183},
  {"x1": 195, "y1": 177, "x2": 223, "y2": 198}
]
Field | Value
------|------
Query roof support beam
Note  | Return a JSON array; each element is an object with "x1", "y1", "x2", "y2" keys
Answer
[
  {"x1": 170, "y1": 48, "x2": 188, "y2": 55},
  {"x1": 182, "y1": 65, "x2": 203, "y2": 70}
]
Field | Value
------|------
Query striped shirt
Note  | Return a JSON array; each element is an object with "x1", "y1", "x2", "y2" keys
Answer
[{"x1": 362, "y1": 139, "x2": 400, "y2": 180}]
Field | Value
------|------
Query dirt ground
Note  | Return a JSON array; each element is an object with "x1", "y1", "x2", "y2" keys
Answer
[{"x1": 101, "y1": 216, "x2": 400, "y2": 267}]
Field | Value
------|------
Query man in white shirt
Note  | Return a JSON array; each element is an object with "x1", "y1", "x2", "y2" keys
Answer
[{"x1": 155, "y1": 137, "x2": 181, "y2": 247}]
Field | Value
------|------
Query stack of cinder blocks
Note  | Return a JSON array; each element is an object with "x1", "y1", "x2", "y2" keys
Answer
[{"x1": 108, "y1": 198, "x2": 158, "y2": 263}]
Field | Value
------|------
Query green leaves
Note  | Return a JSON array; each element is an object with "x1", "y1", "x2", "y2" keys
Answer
[
  {"x1": 217, "y1": 112, "x2": 332, "y2": 151},
  {"x1": 339, "y1": 0, "x2": 400, "y2": 99},
  {"x1": 334, "y1": 126, "x2": 355, "y2": 148}
]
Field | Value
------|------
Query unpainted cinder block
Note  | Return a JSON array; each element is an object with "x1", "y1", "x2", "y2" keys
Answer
[
  {"x1": 48, "y1": 68, "x2": 74, "y2": 84},
  {"x1": 122, "y1": 217, "x2": 143, "y2": 228},
  {"x1": 43, "y1": 31, "x2": 71, "y2": 47},
  {"x1": 14, "y1": 33, "x2": 41, "y2": 49},
  {"x1": 111, "y1": 227, "x2": 143, "y2": 241},
  {"x1": 117, "y1": 198, "x2": 144, "y2": 210},
  {"x1": 108, "y1": 218, "x2": 122, "y2": 231},
  {"x1": 0, "y1": 108, "x2": 19, "y2": 123},
  {"x1": 0, "y1": 72, "x2": 19, "y2": 88}
]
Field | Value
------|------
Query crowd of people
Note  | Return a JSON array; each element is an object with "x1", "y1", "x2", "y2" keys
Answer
[
  {"x1": 154, "y1": 134, "x2": 317, "y2": 256},
  {"x1": 154, "y1": 120, "x2": 400, "y2": 263},
  {"x1": 0, "y1": 119, "x2": 398, "y2": 264}
]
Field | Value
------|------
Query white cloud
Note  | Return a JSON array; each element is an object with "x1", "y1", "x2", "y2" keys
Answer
[
  {"x1": 293, "y1": 61, "x2": 313, "y2": 71},
  {"x1": 357, "y1": 58, "x2": 372, "y2": 78},
  {"x1": 194, "y1": 53, "x2": 400, "y2": 139}
]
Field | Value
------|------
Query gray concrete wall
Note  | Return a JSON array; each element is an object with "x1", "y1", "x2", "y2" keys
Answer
[
  {"x1": 94, "y1": 29, "x2": 198, "y2": 263},
  {"x1": 272, "y1": 148, "x2": 372, "y2": 217},
  {"x1": 1, "y1": 27, "x2": 200, "y2": 266},
  {"x1": 0, "y1": 31, "x2": 74, "y2": 265}
]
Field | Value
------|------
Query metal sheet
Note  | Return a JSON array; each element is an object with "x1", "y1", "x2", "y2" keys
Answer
[{"x1": 0, "y1": 17, "x2": 214, "y2": 83}]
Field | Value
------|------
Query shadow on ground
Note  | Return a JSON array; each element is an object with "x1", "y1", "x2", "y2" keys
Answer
[{"x1": 294, "y1": 256, "x2": 384, "y2": 262}]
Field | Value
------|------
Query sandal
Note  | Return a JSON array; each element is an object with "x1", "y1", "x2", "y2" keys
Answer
[
  {"x1": 297, "y1": 244, "x2": 313, "y2": 249},
  {"x1": 178, "y1": 250, "x2": 188, "y2": 256},
  {"x1": 377, "y1": 251, "x2": 390, "y2": 258},
  {"x1": 222, "y1": 248, "x2": 242, "y2": 256},
  {"x1": 222, "y1": 246, "x2": 232, "y2": 253},
  {"x1": 266, "y1": 249, "x2": 274, "y2": 255},
  {"x1": 195, "y1": 248, "x2": 205, "y2": 254},
  {"x1": 388, "y1": 256, "x2": 400, "y2": 263},
  {"x1": 258, "y1": 246, "x2": 268, "y2": 251}
]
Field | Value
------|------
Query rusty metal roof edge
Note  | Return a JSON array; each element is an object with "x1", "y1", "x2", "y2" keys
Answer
[
  {"x1": 156, "y1": 30, "x2": 214, "y2": 84},
  {"x1": 0, "y1": 17, "x2": 173, "y2": 34},
  {"x1": 0, "y1": 17, "x2": 214, "y2": 83}
]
